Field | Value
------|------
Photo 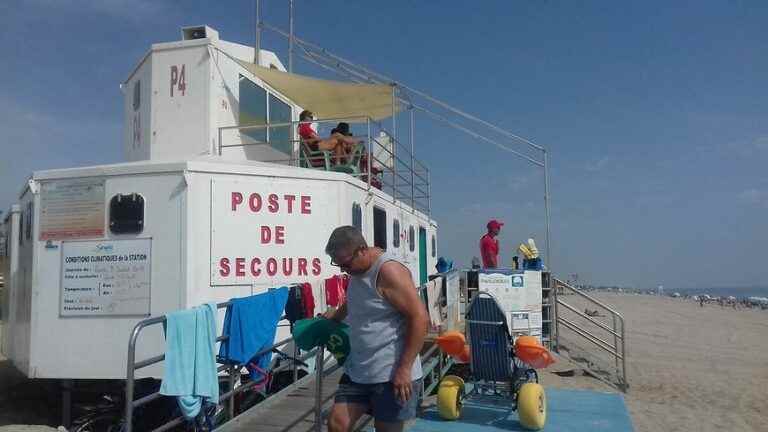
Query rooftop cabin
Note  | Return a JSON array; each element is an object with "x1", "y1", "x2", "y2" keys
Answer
[{"x1": 123, "y1": 25, "x2": 429, "y2": 214}]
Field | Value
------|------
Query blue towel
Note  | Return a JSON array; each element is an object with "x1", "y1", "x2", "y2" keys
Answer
[
  {"x1": 159, "y1": 302, "x2": 219, "y2": 419},
  {"x1": 219, "y1": 288, "x2": 289, "y2": 372}
]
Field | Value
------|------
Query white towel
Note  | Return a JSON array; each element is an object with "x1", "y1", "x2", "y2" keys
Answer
[{"x1": 426, "y1": 277, "x2": 443, "y2": 330}]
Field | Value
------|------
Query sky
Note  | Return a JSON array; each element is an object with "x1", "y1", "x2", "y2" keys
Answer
[{"x1": 1, "y1": 1, "x2": 766, "y2": 290}]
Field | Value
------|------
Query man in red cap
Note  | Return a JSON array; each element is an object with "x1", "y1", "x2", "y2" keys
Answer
[{"x1": 479, "y1": 220, "x2": 503, "y2": 268}]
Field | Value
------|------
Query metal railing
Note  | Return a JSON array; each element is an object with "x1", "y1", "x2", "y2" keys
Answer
[
  {"x1": 552, "y1": 278, "x2": 628, "y2": 391},
  {"x1": 217, "y1": 116, "x2": 431, "y2": 215},
  {"x1": 124, "y1": 300, "x2": 313, "y2": 432},
  {"x1": 124, "y1": 280, "x2": 457, "y2": 431}
]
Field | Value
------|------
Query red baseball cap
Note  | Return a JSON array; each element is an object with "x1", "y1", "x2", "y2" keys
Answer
[{"x1": 487, "y1": 220, "x2": 504, "y2": 230}]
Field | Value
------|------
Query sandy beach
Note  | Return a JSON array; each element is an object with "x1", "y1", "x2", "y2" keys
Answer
[
  {"x1": 543, "y1": 292, "x2": 768, "y2": 432},
  {"x1": 2, "y1": 292, "x2": 767, "y2": 431}
]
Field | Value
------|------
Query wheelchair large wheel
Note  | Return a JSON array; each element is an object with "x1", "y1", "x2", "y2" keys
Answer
[
  {"x1": 517, "y1": 383, "x2": 546, "y2": 430},
  {"x1": 437, "y1": 375, "x2": 464, "y2": 420}
]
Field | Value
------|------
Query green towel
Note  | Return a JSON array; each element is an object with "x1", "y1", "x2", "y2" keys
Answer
[{"x1": 293, "y1": 317, "x2": 350, "y2": 365}]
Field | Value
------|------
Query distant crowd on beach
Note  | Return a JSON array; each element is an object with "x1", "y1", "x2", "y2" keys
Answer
[
  {"x1": 686, "y1": 294, "x2": 768, "y2": 310},
  {"x1": 570, "y1": 285, "x2": 768, "y2": 312}
]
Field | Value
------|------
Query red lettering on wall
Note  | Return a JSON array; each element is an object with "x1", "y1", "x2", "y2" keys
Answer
[
  {"x1": 228, "y1": 192, "x2": 313, "y2": 215},
  {"x1": 250, "y1": 257, "x2": 262, "y2": 276},
  {"x1": 219, "y1": 258, "x2": 231, "y2": 277},
  {"x1": 297, "y1": 258, "x2": 308, "y2": 276},
  {"x1": 260, "y1": 226, "x2": 272, "y2": 244},
  {"x1": 275, "y1": 226, "x2": 285, "y2": 244},
  {"x1": 284, "y1": 195, "x2": 296, "y2": 213},
  {"x1": 282, "y1": 258, "x2": 293, "y2": 275},
  {"x1": 266, "y1": 258, "x2": 278, "y2": 276},
  {"x1": 231, "y1": 192, "x2": 243, "y2": 211},
  {"x1": 218, "y1": 256, "x2": 321, "y2": 279},
  {"x1": 235, "y1": 258, "x2": 246, "y2": 276},
  {"x1": 268, "y1": 194, "x2": 279, "y2": 213},
  {"x1": 301, "y1": 196, "x2": 312, "y2": 214},
  {"x1": 249, "y1": 193, "x2": 262, "y2": 212}
]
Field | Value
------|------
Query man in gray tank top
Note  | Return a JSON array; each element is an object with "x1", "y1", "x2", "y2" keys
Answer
[{"x1": 323, "y1": 226, "x2": 427, "y2": 432}]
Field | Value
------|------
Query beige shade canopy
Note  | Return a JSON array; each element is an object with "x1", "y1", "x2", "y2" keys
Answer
[{"x1": 236, "y1": 59, "x2": 398, "y2": 121}]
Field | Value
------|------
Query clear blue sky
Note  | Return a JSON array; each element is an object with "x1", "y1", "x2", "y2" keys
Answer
[{"x1": 1, "y1": 1, "x2": 766, "y2": 290}]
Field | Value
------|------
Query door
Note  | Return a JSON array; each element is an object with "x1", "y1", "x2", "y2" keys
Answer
[{"x1": 418, "y1": 227, "x2": 427, "y2": 285}]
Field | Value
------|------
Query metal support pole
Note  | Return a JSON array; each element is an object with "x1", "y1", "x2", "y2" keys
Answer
[
  {"x1": 427, "y1": 168, "x2": 431, "y2": 216},
  {"x1": 218, "y1": 127, "x2": 223, "y2": 156},
  {"x1": 314, "y1": 348, "x2": 325, "y2": 432},
  {"x1": 228, "y1": 365, "x2": 236, "y2": 420},
  {"x1": 367, "y1": 118, "x2": 372, "y2": 190},
  {"x1": 125, "y1": 327, "x2": 138, "y2": 432},
  {"x1": 392, "y1": 85, "x2": 397, "y2": 203},
  {"x1": 613, "y1": 315, "x2": 619, "y2": 376},
  {"x1": 293, "y1": 343, "x2": 299, "y2": 383},
  {"x1": 61, "y1": 380, "x2": 72, "y2": 429},
  {"x1": 552, "y1": 281, "x2": 560, "y2": 352},
  {"x1": 621, "y1": 318, "x2": 627, "y2": 389},
  {"x1": 288, "y1": 0, "x2": 294, "y2": 73},
  {"x1": 254, "y1": 0, "x2": 261, "y2": 65},
  {"x1": 543, "y1": 149, "x2": 552, "y2": 270},
  {"x1": 410, "y1": 108, "x2": 415, "y2": 210}
]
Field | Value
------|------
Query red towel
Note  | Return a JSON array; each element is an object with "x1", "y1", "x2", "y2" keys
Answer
[
  {"x1": 325, "y1": 275, "x2": 348, "y2": 307},
  {"x1": 299, "y1": 283, "x2": 315, "y2": 318}
]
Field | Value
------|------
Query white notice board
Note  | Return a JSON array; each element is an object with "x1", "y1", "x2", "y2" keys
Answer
[
  {"x1": 60, "y1": 239, "x2": 151, "y2": 316},
  {"x1": 478, "y1": 269, "x2": 543, "y2": 334},
  {"x1": 478, "y1": 271, "x2": 526, "y2": 312},
  {"x1": 40, "y1": 178, "x2": 105, "y2": 240}
]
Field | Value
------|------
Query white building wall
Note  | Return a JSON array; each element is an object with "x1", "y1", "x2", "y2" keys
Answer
[
  {"x1": 1, "y1": 206, "x2": 20, "y2": 362},
  {"x1": 123, "y1": 55, "x2": 153, "y2": 162},
  {"x1": 26, "y1": 173, "x2": 185, "y2": 378},
  {"x1": 149, "y1": 43, "x2": 213, "y2": 160}
]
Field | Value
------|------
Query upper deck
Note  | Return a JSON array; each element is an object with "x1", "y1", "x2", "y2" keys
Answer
[{"x1": 121, "y1": 25, "x2": 431, "y2": 215}]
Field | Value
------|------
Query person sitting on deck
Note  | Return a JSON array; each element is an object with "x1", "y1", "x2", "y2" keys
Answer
[{"x1": 298, "y1": 110, "x2": 360, "y2": 165}]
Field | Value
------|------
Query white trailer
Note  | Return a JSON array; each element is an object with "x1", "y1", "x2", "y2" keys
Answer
[{"x1": 1, "y1": 25, "x2": 437, "y2": 380}]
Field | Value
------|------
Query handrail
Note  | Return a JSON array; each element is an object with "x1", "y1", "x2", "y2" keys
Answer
[
  {"x1": 217, "y1": 116, "x2": 432, "y2": 216},
  {"x1": 552, "y1": 277, "x2": 628, "y2": 391},
  {"x1": 124, "y1": 301, "x2": 302, "y2": 432},
  {"x1": 124, "y1": 280, "x2": 456, "y2": 431},
  {"x1": 556, "y1": 300, "x2": 623, "y2": 339}
]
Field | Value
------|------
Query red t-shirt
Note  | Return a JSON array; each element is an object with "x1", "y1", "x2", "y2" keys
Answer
[
  {"x1": 479, "y1": 234, "x2": 499, "y2": 268},
  {"x1": 298, "y1": 123, "x2": 317, "y2": 141}
]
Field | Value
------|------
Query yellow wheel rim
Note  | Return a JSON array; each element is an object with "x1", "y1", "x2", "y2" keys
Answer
[
  {"x1": 517, "y1": 383, "x2": 546, "y2": 430},
  {"x1": 437, "y1": 375, "x2": 464, "y2": 420}
]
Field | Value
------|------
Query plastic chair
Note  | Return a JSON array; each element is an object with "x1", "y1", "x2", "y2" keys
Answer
[
  {"x1": 330, "y1": 142, "x2": 365, "y2": 175},
  {"x1": 299, "y1": 140, "x2": 332, "y2": 170}
]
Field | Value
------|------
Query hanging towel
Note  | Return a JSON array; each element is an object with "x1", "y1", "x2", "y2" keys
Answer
[
  {"x1": 426, "y1": 277, "x2": 443, "y2": 330},
  {"x1": 159, "y1": 302, "x2": 219, "y2": 419},
  {"x1": 300, "y1": 283, "x2": 315, "y2": 318},
  {"x1": 292, "y1": 317, "x2": 350, "y2": 365},
  {"x1": 285, "y1": 285, "x2": 304, "y2": 325},
  {"x1": 219, "y1": 287, "x2": 289, "y2": 371},
  {"x1": 325, "y1": 275, "x2": 348, "y2": 307},
  {"x1": 309, "y1": 277, "x2": 327, "y2": 312}
]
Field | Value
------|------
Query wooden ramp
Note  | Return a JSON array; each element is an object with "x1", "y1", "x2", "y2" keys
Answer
[{"x1": 218, "y1": 367, "x2": 347, "y2": 432}]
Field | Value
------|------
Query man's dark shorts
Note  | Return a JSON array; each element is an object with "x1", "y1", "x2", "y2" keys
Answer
[{"x1": 334, "y1": 374, "x2": 422, "y2": 422}]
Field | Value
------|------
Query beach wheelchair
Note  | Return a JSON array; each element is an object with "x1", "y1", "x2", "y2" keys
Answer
[{"x1": 436, "y1": 292, "x2": 553, "y2": 430}]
